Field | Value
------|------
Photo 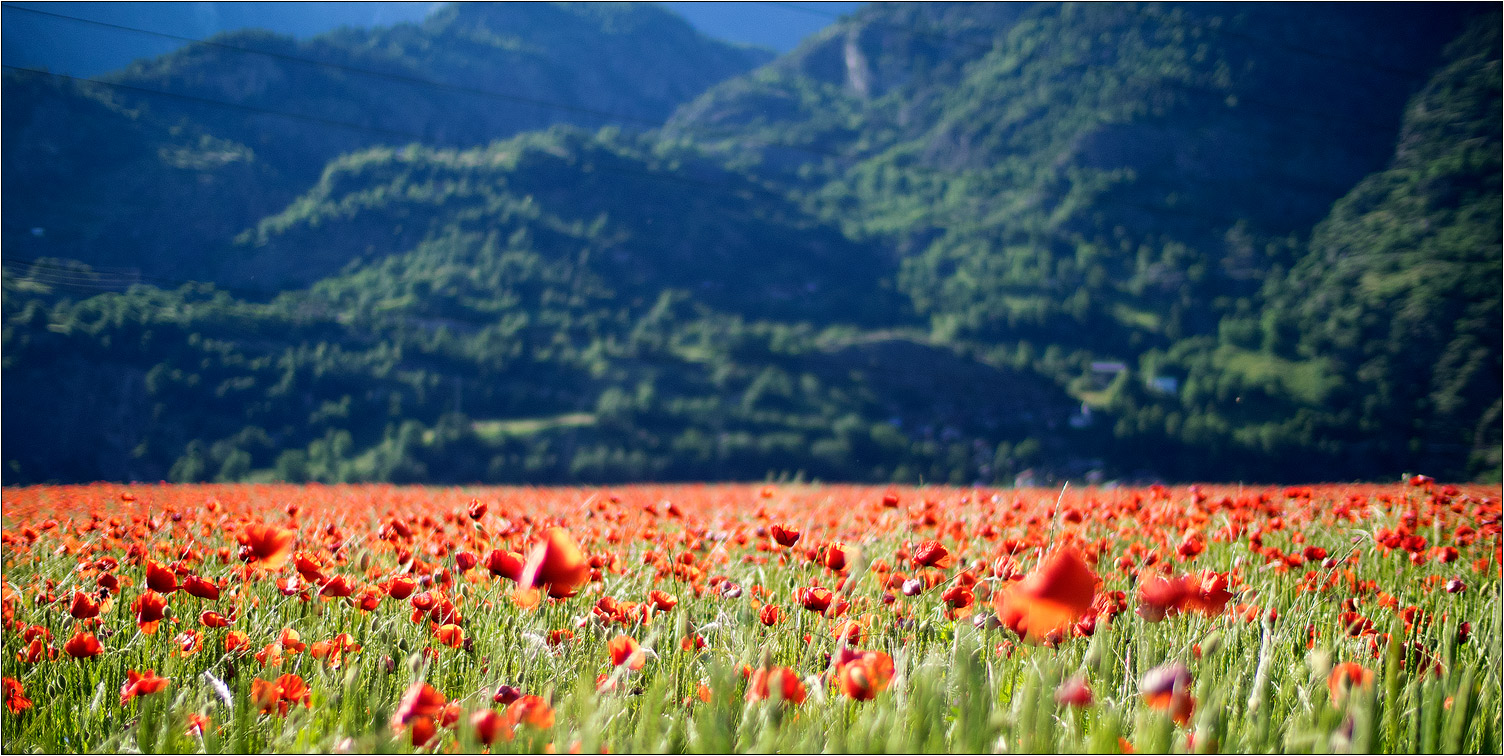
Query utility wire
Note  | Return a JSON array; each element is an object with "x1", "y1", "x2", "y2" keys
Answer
[
  {"x1": 2, "y1": 3, "x2": 666, "y2": 128},
  {"x1": 3, "y1": 65, "x2": 782, "y2": 201},
  {"x1": 3, "y1": 61, "x2": 1376, "y2": 273},
  {"x1": 3, "y1": 3, "x2": 1446, "y2": 280},
  {"x1": 7, "y1": 3, "x2": 1422, "y2": 160}
]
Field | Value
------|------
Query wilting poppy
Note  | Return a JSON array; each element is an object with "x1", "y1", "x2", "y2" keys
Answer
[
  {"x1": 185, "y1": 712, "x2": 210, "y2": 737},
  {"x1": 15, "y1": 637, "x2": 53, "y2": 664},
  {"x1": 993, "y1": 548, "x2": 1099, "y2": 643},
  {"x1": 174, "y1": 629, "x2": 203, "y2": 656},
  {"x1": 520, "y1": 528, "x2": 590, "y2": 598}
]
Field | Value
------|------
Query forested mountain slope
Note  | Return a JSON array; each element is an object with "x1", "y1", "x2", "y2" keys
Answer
[
  {"x1": 3, "y1": 2, "x2": 1498, "y2": 485},
  {"x1": 2, "y1": 2, "x2": 770, "y2": 286}
]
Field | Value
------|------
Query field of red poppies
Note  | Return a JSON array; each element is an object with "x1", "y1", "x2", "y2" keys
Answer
[{"x1": 1, "y1": 480, "x2": 1499, "y2": 753}]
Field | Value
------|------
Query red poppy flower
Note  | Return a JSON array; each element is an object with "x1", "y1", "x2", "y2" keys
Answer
[
  {"x1": 238, "y1": 523, "x2": 296, "y2": 570},
  {"x1": 467, "y1": 500, "x2": 489, "y2": 520},
  {"x1": 392, "y1": 682, "x2": 446, "y2": 727},
  {"x1": 385, "y1": 577, "x2": 417, "y2": 600},
  {"x1": 64, "y1": 630, "x2": 104, "y2": 658},
  {"x1": 354, "y1": 586, "x2": 383, "y2": 611},
  {"x1": 609, "y1": 635, "x2": 646, "y2": 670},
  {"x1": 770, "y1": 524, "x2": 801, "y2": 547},
  {"x1": 15, "y1": 637, "x2": 54, "y2": 664},
  {"x1": 942, "y1": 583, "x2": 975, "y2": 609},
  {"x1": 200, "y1": 610, "x2": 232, "y2": 628},
  {"x1": 504, "y1": 695, "x2": 555, "y2": 730},
  {"x1": 181, "y1": 575, "x2": 220, "y2": 601},
  {"x1": 1327, "y1": 662, "x2": 1373, "y2": 704},
  {"x1": 486, "y1": 550, "x2": 525, "y2": 582},
  {"x1": 835, "y1": 650, "x2": 894, "y2": 701},
  {"x1": 913, "y1": 540, "x2": 952, "y2": 568},
  {"x1": 472, "y1": 709, "x2": 505, "y2": 745},
  {"x1": 759, "y1": 604, "x2": 781, "y2": 626},
  {"x1": 746, "y1": 666, "x2": 807, "y2": 705},
  {"x1": 277, "y1": 673, "x2": 311, "y2": 710},
  {"x1": 225, "y1": 630, "x2": 250, "y2": 653},
  {"x1": 434, "y1": 624, "x2": 465, "y2": 649},
  {"x1": 3, "y1": 678, "x2": 32, "y2": 714},
  {"x1": 1140, "y1": 662, "x2": 1194, "y2": 726},
  {"x1": 992, "y1": 548, "x2": 1099, "y2": 643},
  {"x1": 520, "y1": 528, "x2": 590, "y2": 598},
  {"x1": 1055, "y1": 675, "x2": 1093, "y2": 707},
  {"x1": 319, "y1": 575, "x2": 354, "y2": 599},
  {"x1": 133, "y1": 591, "x2": 169, "y2": 634},
  {"x1": 278, "y1": 628, "x2": 306, "y2": 654},
  {"x1": 493, "y1": 685, "x2": 522, "y2": 705},
  {"x1": 251, "y1": 679, "x2": 281, "y2": 715},
  {"x1": 824, "y1": 543, "x2": 851, "y2": 572},
  {"x1": 145, "y1": 561, "x2": 178, "y2": 593},
  {"x1": 119, "y1": 669, "x2": 171, "y2": 706},
  {"x1": 407, "y1": 716, "x2": 438, "y2": 747},
  {"x1": 648, "y1": 590, "x2": 677, "y2": 612},
  {"x1": 799, "y1": 586, "x2": 834, "y2": 612},
  {"x1": 68, "y1": 590, "x2": 101, "y2": 620}
]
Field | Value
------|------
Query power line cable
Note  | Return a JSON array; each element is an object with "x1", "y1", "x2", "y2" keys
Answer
[
  {"x1": 2, "y1": 3, "x2": 667, "y2": 128},
  {"x1": 3, "y1": 4, "x2": 869, "y2": 167},
  {"x1": 3, "y1": 65, "x2": 787, "y2": 202},
  {"x1": 3, "y1": 6, "x2": 1442, "y2": 290},
  {"x1": 5, "y1": 3, "x2": 1416, "y2": 186}
]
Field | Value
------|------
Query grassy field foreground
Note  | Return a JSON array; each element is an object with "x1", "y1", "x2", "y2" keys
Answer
[{"x1": 0, "y1": 481, "x2": 1499, "y2": 753}]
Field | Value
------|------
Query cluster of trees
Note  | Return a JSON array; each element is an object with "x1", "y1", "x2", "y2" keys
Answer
[{"x1": 3, "y1": 2, "x2": 1498, "y2": 485}]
